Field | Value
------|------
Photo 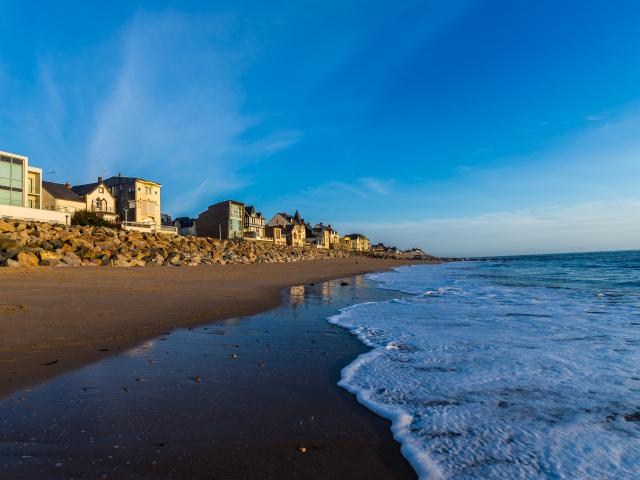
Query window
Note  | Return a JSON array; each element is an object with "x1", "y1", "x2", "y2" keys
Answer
[
  {"x1": 145, "y1": 186, "x2": 151, "y2": 195},
  {"x1": 99, "y1": 187, "x2": 104, "y2": 193},
  {"x1": 28, "y1": 178, "x2": 34, "y2": 194}
]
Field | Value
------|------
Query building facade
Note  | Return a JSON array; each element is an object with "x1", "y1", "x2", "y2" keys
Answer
[
  {"x1": 174, "y1": 217, "x2": 197, "y2": 236},
  {"x1": 265, "y1": 225, "x2": 286, "y2": 245},
  {"x1": 197, "y1": 200, "x2": 245, "y2": 240},
  {"x1": 71, "y1": 178, "x2": 118, "y2": 221},
  {"x1": 244, "y1": 206, "x2": 266, "y2": 239},
  {"x1": 342, "y1": 233, "x2": 371, "y2": 252},
  {"x1": 42, "y1": 181, "x2": 85, "y2": 213},
  {"x1": 268, "y1": 211, "x2": 309, "y2": 247},
  {"x1": 104, "y1": 174, "x2": 162, "y2": 225},
  {"x1": 0, "y1": 151, "x2": 42, "y2": 209}
]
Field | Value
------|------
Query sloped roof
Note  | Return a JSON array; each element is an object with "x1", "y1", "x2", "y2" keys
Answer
[
  {"x1": 71, "y1": 182, "x2": 99, "y2": 196},
  {"x1": 42, "y1": 181, "x2": 83, "y2": 202},
  {"x1": 345, "y1": 233, "x2": 368, "y2": 239},
  {"x1": 245, "y1": 205, "x2": 263, "y2": 218},
  {"x1": 174, "y1": 216, "x2": 196, "y2": 228}
]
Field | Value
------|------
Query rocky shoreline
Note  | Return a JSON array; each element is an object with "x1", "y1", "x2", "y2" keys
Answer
[{"x1": 0, "y1": 220, "x2": 418, "y2": 267}]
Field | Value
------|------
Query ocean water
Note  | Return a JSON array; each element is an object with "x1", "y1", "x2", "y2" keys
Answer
[{"x1": 329, "y1": 251, "x2": 640, "y2": 479}]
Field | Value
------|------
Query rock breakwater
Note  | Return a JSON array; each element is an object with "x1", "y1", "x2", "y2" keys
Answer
[{"x1": 0, "y1": 220, "x2": 401, "y2": 267}]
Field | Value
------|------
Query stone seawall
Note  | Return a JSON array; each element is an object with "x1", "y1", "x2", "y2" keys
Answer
[{"x1": 0, "y1": 220, "x2": 402, "y2": 267}]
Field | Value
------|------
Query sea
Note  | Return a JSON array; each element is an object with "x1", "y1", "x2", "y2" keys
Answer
[{"x1": 329, "y1": 251, "x2": 640, "y2": 479}]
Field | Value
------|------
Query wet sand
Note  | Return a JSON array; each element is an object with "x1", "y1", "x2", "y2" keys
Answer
[
  {"x1": 0, "y1": 274, "x2": 419, "y2": 479},
  {"x1": 0, "y1": 258, "x2": 424, "y2": 400}
]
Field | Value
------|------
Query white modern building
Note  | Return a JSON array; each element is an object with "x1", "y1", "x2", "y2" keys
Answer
[{"x1": 0, "y1": 150, "x2": 69, "y2": 224}]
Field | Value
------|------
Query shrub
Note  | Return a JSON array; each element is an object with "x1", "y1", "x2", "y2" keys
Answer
[{"x1": 71, "y1": 210, "x2": 116, "y2": 228}]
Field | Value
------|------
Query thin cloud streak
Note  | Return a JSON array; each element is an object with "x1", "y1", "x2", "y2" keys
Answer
[{"x1": 349, "y1": 199, "x2": 640, "y2": 257}]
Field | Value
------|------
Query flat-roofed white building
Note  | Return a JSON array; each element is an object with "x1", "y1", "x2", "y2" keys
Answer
[
  {"x1": 0, "y1": 150, "x2": 42, "y2": 209},
  {"x1": 0, "y1": 150, "x2": 68, "y2": 224}
]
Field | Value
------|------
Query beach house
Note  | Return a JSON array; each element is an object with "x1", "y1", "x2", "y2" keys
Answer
[
  {"x1": 42, "y1": 181, "x2": 85, "y2": 214},
  {"x1": 1, "y1": 151, "x2": 42, "y2": 209},
  {"x1": 70, "y1": 178, "x2": 118, "y2": 221},
  {"x1": 267, "y1": 211, "x2": 307, "y2": 247},
  {"x1": 265, "y1": 225, "x2": 286, "y2": 245},
  {"x1": 244, "y1": 206, "x2": 266, "y2": 239},
  {"x1": 342, "y1": 233, "x2": 371, "y2": 252},
  {"x1": 104, "y1": 174, "x2": 162, "y2": 226},
  {"x1": 174, "y1": 217, "x2": 197, "y2": 236},
  {"x1": 197, "y1": 200, "x2": 245, "y2": 240},
  {"x1": 309, "y1": 223, "x2": 333, "y2": 249},
  {"x1": 0, "y1": 151, "x2": 72, "y2": 224}
]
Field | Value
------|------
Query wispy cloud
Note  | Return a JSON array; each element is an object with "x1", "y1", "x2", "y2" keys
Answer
[
  {"x1": 86, "y1": 10, "x2": 297, "y2": 214},
  {"x1": 6, "y1": 9, "x2": 296, "y2": 215},
  {"x1": 348, "y1": 198, "x2": 640, "y2": 257}
]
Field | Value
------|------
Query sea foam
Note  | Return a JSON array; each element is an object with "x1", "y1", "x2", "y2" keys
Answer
[{"x1": 330, "y1": 254, "x2": 640, "y2": 479}]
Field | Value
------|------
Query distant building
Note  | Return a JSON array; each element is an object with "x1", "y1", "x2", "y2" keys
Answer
[
  {"x1": 266, "y1": 225, "x2": 286, "y2": 245},
  {"x1": 197, "y1": 200, "x2": 245, "y2": 240},
  {"x1": 244, "y1": 205, "x2": 266, "y2": 239},
  {"x1": 174, "y1": 216, "x2": 197, "y2": 236},
  {"x1": 104, "y1": 174, "x2": 162, "y2": 226},
  {"x1": 309, "y1": 223, "x2": 334, "y2": 249},
  {"x1": 342, "y1": 233, "x2": 371, "y2": 252},
  {"x1": 70, "y1": 178, "x2": 118, "y2": 221},
  {"x1": 160, "y1": 213, "x2": 172, "y2": 226},
  {"x1": 268, "y1": 211, "x2": 307, "y2": 247}
]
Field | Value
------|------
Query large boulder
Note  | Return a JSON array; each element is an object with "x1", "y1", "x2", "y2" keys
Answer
[
  {"x1": 0, "y1": 222, "x2": 16, "y2": 233},
  {"x1": 61, "y1": 252, "x2": 82, "y2": 267},
  {"x1": 16, "y1": 251, "x2": 39, "y2": 267}
]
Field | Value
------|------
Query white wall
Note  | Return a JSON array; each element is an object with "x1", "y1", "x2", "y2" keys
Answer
[{"x1": 0, "y1": 204, "x2": 71, "y2": 225}]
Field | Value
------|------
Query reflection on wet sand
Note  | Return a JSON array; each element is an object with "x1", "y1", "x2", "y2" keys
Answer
[{"x1": 0, "y1": 274, "x2": 416, "y2": 480}]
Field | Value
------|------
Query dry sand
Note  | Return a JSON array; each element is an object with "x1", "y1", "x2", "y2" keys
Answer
[{"x1": 0, "y1": 258, "x2": 424, "y2": 399}]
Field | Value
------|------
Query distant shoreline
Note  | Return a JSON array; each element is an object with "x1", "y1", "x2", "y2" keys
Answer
[{"x1": 0, "y1": 258, "x2": 432, "y2": 399}]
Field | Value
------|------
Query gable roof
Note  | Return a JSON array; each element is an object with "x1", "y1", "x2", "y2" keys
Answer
[
  {"x1": 71, "y1": 182, "x2": 99, "y2": 196},
  {"x1": 245, "y1": 205, "x2": 263, "y2": 218},
  {"x1": 42, "y1": 181, "x2": 84, "y2": 202}
]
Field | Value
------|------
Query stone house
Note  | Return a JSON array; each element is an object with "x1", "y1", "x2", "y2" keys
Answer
[
  {"x1": 267, "y1": 210, "x2": 307, "y2": 247},
  {"x1": 342, "y1": 233, "x2": 371, "y2": 252}
]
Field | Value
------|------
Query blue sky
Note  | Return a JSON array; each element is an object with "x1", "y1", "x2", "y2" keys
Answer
[{"x1": 1, "y1": 0, "x2": 639, "y2": 256}]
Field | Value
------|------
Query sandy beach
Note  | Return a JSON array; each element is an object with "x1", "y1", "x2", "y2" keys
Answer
[
  {"x1": 0, "y1": 260, "x2": 425, "y2": 479},
  {"x1": 0, "y1": 258, "x2": 424, "y2": 400}
]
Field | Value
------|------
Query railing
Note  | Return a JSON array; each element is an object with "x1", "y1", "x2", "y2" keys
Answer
[
  {"x1": 122, "y1": 221, "x2": 155, "y2": 229},
  {"x1": 90, "y1": 207, "x2": 116, "y2": 214},
  {"x1": 120, "y1": 221, "x2": 178, "y2": 235},
  {"x1": 160, "y1": 225, "x2": 178, "y2": 234}
]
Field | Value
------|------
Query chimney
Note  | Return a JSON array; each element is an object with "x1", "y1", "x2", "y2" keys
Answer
[
  {"x1": 98, "y1": 176, "x2": 103, "y2": 183},
  {"x1": 65, "y1": 181, "x2": 71, "y2": 189},
  {"x1": 118, "y1": 172, "x2": 122, "y2": 177}
]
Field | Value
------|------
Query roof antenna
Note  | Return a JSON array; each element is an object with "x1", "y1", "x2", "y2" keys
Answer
[{"x1": 45, "y1": 170, "x2": 56, "y2": 181}]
